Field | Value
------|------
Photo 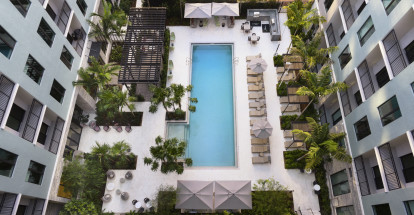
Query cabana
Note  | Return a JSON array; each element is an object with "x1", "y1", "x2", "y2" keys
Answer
[
  {"x1": 211, "y1": 2, "x2": 239, "y2": 28},
  {"x1": 184, "y1": 3, "x2": 212, "y2": 27}
]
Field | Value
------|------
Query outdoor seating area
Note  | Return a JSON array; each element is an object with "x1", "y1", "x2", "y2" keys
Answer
[
  {"x1": 89, "y1": 121, "x2": 132, "y2": 133},
  {"x1": 246, "y1": 54, "x2": 272, "y2": 164},
  {"x1": 185, "y1": 2, "x2": 239, "y2": 28}
]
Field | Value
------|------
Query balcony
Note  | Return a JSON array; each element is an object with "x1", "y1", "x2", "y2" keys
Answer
[
  {"x1": 46, "y1": 0, "x2": 71, "y2": 34},
  {"x1": 66, "y1": 15, "x2": 86, "y2": 56},
  {"x1": 318, "y1": 93, "x2": 343, "y2": 129},
  {"x1": 338, "y1": 71, "x2": 360, "y2": 117},
  {"x1": 325, "y1": 10, "x2": 346, "y2": 47},
  {"x1": 35, "y1": 108, "x2": 64, "y2": 154}
]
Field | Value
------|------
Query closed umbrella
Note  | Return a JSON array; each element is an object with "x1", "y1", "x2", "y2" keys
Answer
[
  {"x1": 252, "y1": 119, "x2": 273, "y2": 139},
  {"x1": 248, "y1": 58, "x2": 268, "y2": 73},
  {"x1": 214, "y1": 181, "x2": 252, "y2": 210},
  {"x1": 176, "y1": 180, "x2": 214, "y2": 210},
  {"x1": 184, "y1": 3, "x2": 212, "y2": 18}
]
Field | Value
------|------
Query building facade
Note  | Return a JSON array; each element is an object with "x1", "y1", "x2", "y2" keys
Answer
[{"x1": 315, "y1": 0, "x2": 414, "y2": 214}]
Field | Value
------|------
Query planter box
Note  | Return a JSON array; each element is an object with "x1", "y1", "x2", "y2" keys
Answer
[
  {"x1": 276, "y1": 67, "x2": 285, "y2": 73},
  {"x1": 166, "y1": 112, "x2": 186, "y2": 121}
]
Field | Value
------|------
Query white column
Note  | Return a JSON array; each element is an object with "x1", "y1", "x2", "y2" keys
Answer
[
  {"x1": 374, "y1": 146, "x2": 389, "y2": 192},
  {"x1": 64, "y1": 11, "x2": 74, "y2": 37},
  {"x1": 365, "y1": 0, "x2": 369, "y2": 4},
  {"x1": 41, "y1": 200, "x2": 48, "y2": 215},
  {"x1": 42, "y1": 0, "x2": 49, "y2": 8},
  {"x1": 32, "y1": 105, "x2": 47, "y2": 145},
  {"x1": 338, "y1": 6, "x2": 348, "y2": 33},
  {"x1": 407, "y1": 130, "x2": 414, "y2": 156},
  {"x1": 11, "y1": 193, "x2": 22, "y2": 215},
  {"x1": 354, "y1": 68, "x2": 366, "y2": 102},
  {"x1": 1, "y1": 83, "x2": 19, "y2": 129},
  {"x1": 323, "y1": 30, "x2": 330, "y2": 48},
  {"x1": 378, "y1": 41, "x2": 394, "y2": 80}
]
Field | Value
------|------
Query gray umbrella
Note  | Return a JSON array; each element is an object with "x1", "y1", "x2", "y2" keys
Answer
[
  {"x1": 214, "y1": 181, "x2": 252, "y2": 210},
  {"x1": 252, "y1": 119, "x2": 273, "y2": 139},
  {"x1": 248, "y1": 58, "x2": 268, "y2": 73},
  {"x1": 176, "y1": 180, "x2": 214, "y2": 210}
]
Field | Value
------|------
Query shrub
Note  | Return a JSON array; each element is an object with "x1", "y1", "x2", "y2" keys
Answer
[
  {"x1": 136, "y1": 94, "x2": 145, "y2": 102},
  {"x1": 280, "y1": 115, "x2": 297, "y2": 130},
  {"x1": 283, "y1": 150, "x2": 307, "y2": 169},
  {"x1": 273, "y1": 55, "x2": 284, "y2": 67},
  {"x1": 95, "y1": 112, "x2": 143, "y2": 126},
  {"x1": 315, "y1": 163, "x2": 331, "y2": 215},
  {"x1": 161, "y1": 29, "x2": 170, "y2": 88},
  {"x1": 59, "y1": 199, "x2": 98, "y2": 215},
  {"x1": 276, "y1": 82, "x2": 287, "y2": 96},
  {"x1": 154, "y1": 185, "x2": 180, "y2": 215},
  {"x1": 128, "y1": 83, "x2": 137, "y2": 97},
  {"x1": 109, "y1": 44, "x2": 123, "y2": 64}
]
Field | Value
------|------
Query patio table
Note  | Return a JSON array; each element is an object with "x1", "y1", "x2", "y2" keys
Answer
[
  {"x1": 313, "y1": 184, "x2": 321, "y2": 191},
  {"x1": 134, "y1": 201, "x2": 142, "y2": 209},
  {"x1": 251, "y1": 35, "x2": 257, "y2": 42},
  {"x1": 244, "y1": 23, "x2": 250, "y2": 32}
]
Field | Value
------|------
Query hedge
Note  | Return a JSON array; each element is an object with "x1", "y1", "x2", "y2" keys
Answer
[
  {"x1": 96, "y1": 112, "x2": 143, "y2": 126},
  {"x1": 161, "y1": 28, "x2": 170, "y2": 88},
  {"x1": 283, "y1": 150, "x2": 307, "y2": 169},
  {"x1": 315, "y1": 163, "x2": 332, "y2": 215},
  {"x1": 280, "y1": 115, "x2": 298, "y2": 130}
]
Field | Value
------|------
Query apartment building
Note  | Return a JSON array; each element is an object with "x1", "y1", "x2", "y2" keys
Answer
[
  {"x1": 0, "y1": 0, "x2": 103, "y2": 213},
  {"x1": 314, "y1": 0, "x2": 414, "y2": 214}
]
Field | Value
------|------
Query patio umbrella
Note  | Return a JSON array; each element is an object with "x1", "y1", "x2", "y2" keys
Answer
[
  {"x1": 184, "y1": 3, "x2": 212, "y2": 18},
  {"x1": 252, "y1": 119, "x2": 273, "y2": 139},
  {"x1": 212, "y1": 3, "x2": 239, "y2": 16},
  {"x1": 176, "y1": 180, "x2": 214, "y2": 210},
  {"x1": 214, "y1": 181, "x2": 252, "y2": 210},
  {"x1": 248, "y1": 58, "x2": 268, "y2": 73}
]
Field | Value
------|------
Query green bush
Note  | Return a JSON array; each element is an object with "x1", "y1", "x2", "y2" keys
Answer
[
  {"x1": 109, "y1": 44, "x2": 123, "y2": 64},
  {"x1": 154, "y1": 185, "x2": 181, "y2": 215},
  {"x1": 276, "y1": 82, "x2": 287, "y2": 96},
  {"x1": 59, "y1": 199, "x2": 98, "y2": 215},
  {"x1": 273, "y1": 55, "x2": 284, "y2": 67},
  {"x1": 95, "y1": 112, "x2": 143, "y2": 126},
  {"x1": 280, "y1": 115, "x2": 297, "y2": 130},
  {"x1": 283, "y1": 150, "x2": 307, "y2": 169},
  {"x1": 160, "y1": 28, "x2": 170, "y2": 88},
  {"x1": 315, "y1": 163, "x2": 332, "y2": 215}
]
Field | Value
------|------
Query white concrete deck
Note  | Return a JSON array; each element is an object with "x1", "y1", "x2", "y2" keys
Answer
[{"x1": 78, "y1": 15, "x2": 320, "y2": 214}]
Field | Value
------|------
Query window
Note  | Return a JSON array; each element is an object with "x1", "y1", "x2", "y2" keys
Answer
[
  {"x1": 24, "y1": 55, "x2": 44, "y2": 84},
  {"x1": 0, "y1": 148, "x2": 18, "y2": 177},
  {"x1": 411, "y1": 82, "x2": 414, "y2": 93},
  {"x1": 10, "y1": 0, "x2": 31, "y2": 16},
  {"x1": 357, "y1": 1, "x2": 367, "y2": 15},
  {"x1": 76, "y1": 0, "x2": 87, "y2": 15},
  {"x1": 60, "y1": 46, "x2": 73, "y2": 69},
  {"x1": 382, "y1": 0, "x2": 400, "y2": 15},
  {"x1": 336, "y1": 205, "x2": 354, "y2": 215},
  {"x1": 6, "y1": 104, "x2": 25, "y2": 131},
  {"x1": 400, "y1": 153, "x2": 414, "y2": 183},
  {"x1": 405, "y1": 40, "x2": 414, "y2": 64},
  {"x1": 372, "y1": 166, "x2": 384, "y2": 189},
  {"x1": 378, "y1": 96, "x2": 401, "y2": 126},
  {"x1": 37, "y1": 18, "x2": 55, "y2": 47},
  {"x1": 26, "y1": 161, "x2": 45, "y2": 185},
  {"x1": 324, "y1": 0, "x2": 334, "y2": 12},
  {"x1": 375, "y1": 67, "x2": 390, "y2": 88},
  {"x1": 331, "y1": 169, "x2": 350, "y2": 196},
  {"x1": 373, "y1": 203, "x2": 392, "y2": 215},
  {"x1": 338, "y1": 139, "x2": 346, "y2": 148},
  {"x1": 405, "y1": 200, "x2": 414, "y2": 215},
  {"x1": 331, "y1": 109, "x2": 342, "y2": 126},
  {"x1": 358, "y1": 17, "x2": 375, "y2": 46},
  {"x1": 37, "y1": 123, "x2": 49, "y2": 145},
  {"x1": 50, "y1": 80, "x2": 65, "y2": 103},
  {"x1": 0, "y1": 26, "x2": 17, "y2": 59},
  {"x1": 354, "y1": 116, "x2": 371, "y2": 141},
  {"x1": 46, "y1": 4, "x2": 56, "y2": 21},
  {"x1": 339, "y1": 46, "x2": 352, "y2": 69},
  {"x1": 354, "y1": 91, "x2": 362, "y2": 106}
]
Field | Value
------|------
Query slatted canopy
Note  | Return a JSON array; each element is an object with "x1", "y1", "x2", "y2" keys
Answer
[{"x1": 118, "y1": 8, "x2": 167, "y2": 84}]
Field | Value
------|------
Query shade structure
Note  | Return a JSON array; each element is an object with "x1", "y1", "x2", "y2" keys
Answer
[
  {"x1": 184, "y1": 3, "x2": 212, "y2": 18},
  {"x1": 248, "y1": 58, "x2": 268, "y2": 73},
  {"x1": 214, "y1": 181, "x2": 252, "y2": 210},
  {"x1": 252, "y1": 119, "x2": 273, "y2": 139},
  {"x1": 212, "y1": 3, "x2": 239, "y2": 16},
  {"x1": 176, "y1": 180, "x2": 214, "y2": 210}
]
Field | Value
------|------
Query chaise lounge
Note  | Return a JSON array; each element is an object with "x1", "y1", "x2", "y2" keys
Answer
[{"x1": 252, "y1": 156, "x2": 271, "y2": 164}]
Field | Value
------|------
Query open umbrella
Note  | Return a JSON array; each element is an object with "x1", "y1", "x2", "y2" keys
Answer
[
  {"x1": 248, "y1": 58, "x2": 268, "y2": 73},
  {"x1": 212, "y1": 3, "x2": 239, "y2": 16},
  {"x1": 176, "y1": 180, "x2": 214, "y2": 210},
  {"x1": 214, "y1": 181, "x2": 252, "y2": 210},
  {"x1": 184, "y1": 3, "x2": 212, "y2": 18},
  {"x1": 252, "y1": 119, "x2": 273, "y2": 139}
]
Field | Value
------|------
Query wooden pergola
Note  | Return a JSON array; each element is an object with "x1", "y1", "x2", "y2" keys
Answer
[{"x1": 118, "y1": 7, "x2": 167, "y2": 84}]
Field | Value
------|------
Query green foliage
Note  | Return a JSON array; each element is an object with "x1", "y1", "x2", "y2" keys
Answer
[
  {"x1": 161, "y1": 28, "x2": 170, "y2": 88},
  {"x1": 144, "y1": 136, "x2": 192, "y2": 174},
  {"x1": 241, "y1": 178, "x2": 294, "y2": 215},
  {"x1": 276, "y1": 82, "x2": 287, "y2": 96},
  {"x1": 59, "y1": 199, "x2": 98, "y2": 215},
  {"x1": 149, "y1": 84, "x2": 197, "y2": 115},
  {"x1": 95, "y1": 111, "x2": 142, "y2": 126},
  {"x1": 280, "y1": 115, "x2": 298, "y2": 130},
  {"x1": 109, "y1": 44, "x2": 123, "y2": 64},
  {"x1": 118, "y1": 0, "x2": 133, "y2": 15},
  {"x1": 273, "y1": 55, "x2": 284, "y2": 67},
  {"x1": 143, "y1": 1, "x2": 188, "y2": 26},
  {"x1": 96, "y1": 86, "x2": 136, "y2": 123},
  {"x1": 128, "y1": 83, "x2": 137, "y2": 97},
  {"x1": 314, "y1": 162, "x2": 332, "y2": 215},
  {"x1": 154, "y1": 185, "x2": 180, "y2": 215},
  {"x1": 283, "y1": 150, "x2": 307, "y2": 169},
  {"x1": 86, "y1": 141, "x2": 137, "y2": 171},
  {"x1": 87, "y1": 1, "x2": 128, "y2": 42}
]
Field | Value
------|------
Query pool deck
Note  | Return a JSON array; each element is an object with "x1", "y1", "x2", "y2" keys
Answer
[{"x1": 78, "y1": 14, "x2": 321, "y2": 214}]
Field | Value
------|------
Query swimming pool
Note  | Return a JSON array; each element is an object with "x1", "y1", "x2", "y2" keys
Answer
[{"x1": 171, "y1": 44, "x2": 235, "y2": 167}]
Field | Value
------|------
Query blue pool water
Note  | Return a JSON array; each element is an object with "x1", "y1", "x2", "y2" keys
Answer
[{"x1": 187, "y1": 44, "x2": 235, "y2": 166}]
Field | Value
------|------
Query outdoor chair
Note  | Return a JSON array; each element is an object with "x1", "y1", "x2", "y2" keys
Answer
[
  {"x1": 251, "y1": 138, "x2": 269, "y2": 145},
  {"x1": 190, "y1": 18, "x2": 196, "y2": 28},
  {"x1": 125, "y1": 125, "x2": 132, "y2": 133},
  {"x1": 103, "y1": 125, "x2": 111, "y2": 132},
  {"x1": 247, "y1": 68, "x2": 258, "y2": 76},
  {"x1": 257, "y1": 36, "x2": 260, "y2": 41},
  {"x1": 247, "y1": 76, "x2": 262, "y2": 83},
  {"x1": 246, "y1": 53, "x2": 261, "y2": 61},
  {"x1": 89, "y1": 121, "x2": 101, "y2": 132},
  {"x1": 248, "y1": 83, "x2": 264, "y2": 91},
  {"x1": 170, "y1": 32, "x2": 175, "y2": 41},
  {"x1": 241, "y1": 25, "x2": 244, "y2": 30},
  {"x1": 249, "y1": 109, "x2": 266, "y2": 117},
  {"x1": 248, "y1": 36, "x2": 251, "y2": 41},
  {"x1": 249, "y1": 101, "x2": 266, "y2": 109},
  {"x1": 248, "y1": 91, "x2": 264, "y2": 99},
  {"x1": 113, "y1": 124, "x2": 123, "y2": 132},
  {"x1": 251, "y1": 145, "x2": 270, "y2": 153},
  {"x1": 252, "y1": 156, "x2": 271, "y2": 164}
]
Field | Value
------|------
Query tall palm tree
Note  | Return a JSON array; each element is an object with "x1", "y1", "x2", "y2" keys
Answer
[
  {"x1": 97, "y1": 87, "x2": 136, "y2": 122},
  {"x1": 292, "y1": 117, "x2": 352, "y2": 170},
  {"x1": 87, "y1": 0, "x2": 128, "y2": 42}
]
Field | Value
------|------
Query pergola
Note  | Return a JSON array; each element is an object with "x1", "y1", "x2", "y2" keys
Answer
[{"x1": 118, "y1": 7, "x2": 167, "y2": 84}]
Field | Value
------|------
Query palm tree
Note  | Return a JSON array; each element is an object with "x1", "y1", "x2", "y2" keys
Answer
[
  {"x1": 87, "y1": 0, "x2": 128, "y2": 42},
  {"x1": 144, "y1": 136, "x2": 193, "y2": 175},
  {"x1": 72, "y1": 57, "x2": 120, "y2": 94},
  {"x1": 149, "y1": 84, "x2": 198, "y2": 114},
  {"x1": 96, "y1": 87, "x2": 136, "y2": 122},
  {"x1": 292, "y1": 117, "x2": 352, "y2": 170}
]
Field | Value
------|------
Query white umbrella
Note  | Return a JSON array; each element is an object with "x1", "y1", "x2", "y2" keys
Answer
[
  {"x1": 184, "y1": 3, "x2": 212, "y2": 18},
  {"x1": 252, "y1": 119, "x2": 273, "y2": 139},
  {"x1": 248, "y1": 58, "x2": 268, "y2": 73},
  {"x1": 212, "y1": 3, "x2": 239, "y2": 16},
  {"x1": 176, "y1": 180, "x2": 214, "y2": 210},
  {"x1": 214, "y1": 181, "x2": 252, "y2": 210}
]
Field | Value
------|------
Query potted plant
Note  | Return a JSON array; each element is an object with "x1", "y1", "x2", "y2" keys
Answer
[{"x1": 79, "y1": 113, "x2": 90, "y2": 127}]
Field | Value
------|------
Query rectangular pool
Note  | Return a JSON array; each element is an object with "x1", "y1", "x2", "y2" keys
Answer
[{"x1": 186, "y1": 44, "x2": 235, "y2": 166}]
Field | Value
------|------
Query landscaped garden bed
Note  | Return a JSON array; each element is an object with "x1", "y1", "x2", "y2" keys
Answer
[
  {"x1": 283, "y1": 150, "x2": 307, "y2": 169},
  {"x1": 96, "y1": 112, "x2": 143, "y2": 126}
]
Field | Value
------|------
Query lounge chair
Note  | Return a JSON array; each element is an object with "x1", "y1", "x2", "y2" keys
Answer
[
  {"x1": 248, "y1": 91, "x2": 264, "y2": 99},
  {"x1": 170, "y1": 32, "x2": 175, "y2": 41},
  {"x1": 246, "y1": 53, "x2": 261, "y2": 61},
  {"x1": 247, "y1": 68, "x2": 259, "y2": 76},
  {"x1": 247, "y1": 76, "x2": 262, "y2": 83},
  {"x1": 249, "y1": 109, "x2": 266, "y2": 117},
  {"x1": 252, "y1": 145, "x2": 270, "y2": 153},
  {"x1": 257, "y1": 36, "x2": 260, "y2": 41},
  {"x1": 190, "y1": 18, "x2": 197, "y2": 28},
  {"x1": 113, "y1": 124, "x2": 123, "y2": 132},
  {"x1": 249, "y1": 101, "x2": 266, "y2": 109},
  {"x1": 252, "y1": 156, "x2": 271, "y2": 164},
  {"x1": 248, "y1": 83, "x2": 264, "y2": 91},
  {"x1": 251, "y1": 138, "x2": 269, "y2": 145},
  {"x1": 89, "y1": 121, "x2": 101, "y2": 132},
  {"x1": 125, "y1": 124, "x2": 132, "y2": 133},
  {"x1": 284, "y1": 141, "x2": 304, "y2": 148},
  {"x1": 103, "y1": 125, "x2": 111, "y2": 132}
]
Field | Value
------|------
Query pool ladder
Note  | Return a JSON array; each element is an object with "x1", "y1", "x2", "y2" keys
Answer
[
  {"x1": 233, "y1": 57, "x2": 239, "y2": 65},
  {"x1": 186, "y1": 57, "x2": 191, "y2": 65}
]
